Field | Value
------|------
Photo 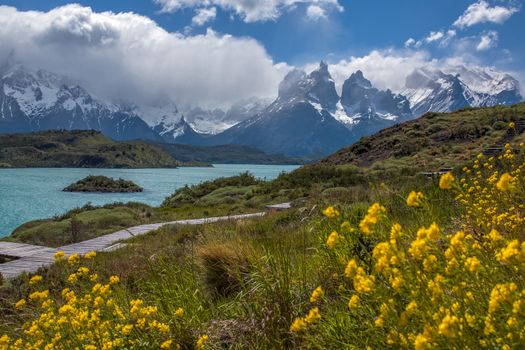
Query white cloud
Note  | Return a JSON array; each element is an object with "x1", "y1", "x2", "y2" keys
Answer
[
  {"x1": 192, "y1": 7, "x2": 217, "y2": 26},
  {"x1": 453, "y1": 0, "x2": 518, "y2": 28},
  {"x1": 154, "y1": 0, "x2": 343, "y2": 22},
  {"x1": 439, "y1": 29, "x2": 457, "y2": 47},
  {"x1": 306, "y1": 5, "x2": 326, "y2": 20},
  {"x1": 0, "y1": 4, "x2": 291, "y2": 108},
  {"x1": 306, "y1": 49, "x2": 522, "y2": 95},
  {"x1": 476, "y1": 30, "x2": 498, "y2": 51},
  {"x1": 404, "y1": 38, "x2": 416, "y2": 48},
  {"x1": 425, "y1": 31, "x2": 444, "y2": 43}
]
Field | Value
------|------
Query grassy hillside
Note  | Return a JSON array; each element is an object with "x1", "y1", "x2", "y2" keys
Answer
[
  {"x1": 0, "y1": 130, "x2": 182, "y2": 168},
  {"x1": 152, "y1": 142, "x2": 301, "y2": 165},
  {"x1": 320, "y1": 103, "x2": 525, "y2": 171}
]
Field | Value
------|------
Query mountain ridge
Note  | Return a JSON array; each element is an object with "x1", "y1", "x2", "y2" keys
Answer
[{"x1": 0, "y1": 57, "x2": 522, "y2": 158}]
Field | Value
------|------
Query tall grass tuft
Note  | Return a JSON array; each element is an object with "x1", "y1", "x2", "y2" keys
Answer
[{"x1": 198, "y1": 242, "x2": 253, "y2": 299}]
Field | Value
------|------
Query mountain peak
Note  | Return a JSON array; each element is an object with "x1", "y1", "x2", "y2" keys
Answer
[
  {"x1": 347, "y1": 70, "x2": 372, "y2": 88},
  {"x1": 341, "y1": 70, "x2": 411, "y2": 126}
]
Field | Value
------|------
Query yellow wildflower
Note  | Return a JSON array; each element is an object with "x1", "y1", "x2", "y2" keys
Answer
[
  {"x1": 344, "y1": 259, "x2": 358, "y2": 278},
  {"x1": 290, "y1": 317, "x2": 307, "y2": 332},
  {"x1": 109, "y1": 275, "x2": 120, "y2": 285},
  {"x1": 496, "y1": 173, "x2": 515, "y2": 192},
  {"x1": 310, "y1": 286, "x2": 324, "y2": 303},
  {"x1": 439, "y1": 172, "x2": 455, "y2": 190},
  {"x1": 438, "y1": 314, "x2": 459, "y2": 338},
  {"x1": 196, "y1": 335, "x2": 208, "y2": 349},
  {"x1": 68, "y1": 253, "x2": 80, "y2": 265},
  {"x1": 348, "y1": 295, "x2": 360, "y2": 309},
  {"x1": 406, "y1": 191, "x2": 424, "y2": 207},
  {"x1": 84, "y1": 251, "x2": 97, "y2": 259},
  {"x1": 15, "y1": 299, "x2": 26, "y2": 309},
  {"x1": 67, "y1": 273, "x2": 78, "y2": 284},
  {"x1": 359, "y1": 203, "x2": 386, "y2": 235},
  {"x1": 496, "y1": 240, "x2": 520, "y2": 264},
  {"x1": 488, "y1": 229, "x2": 502, "y2": 243},
  {"x1": 29, "y1": 275, "x2": 43, "y2": 285},
  {"x1": 414, "y1": 333, "x2": 429, "y2": 350},
  {"x1": 326, "y1": 231, "x2": 339, "y2": 249},
  {"x1": 305, "y1": 307, "x2": 321, "y2": 324},
  {"x1": 122, "y1": 324, "x2": 133, "y2": 335},
  {"x1": 54, "y1": 250, "x2": 66, "y2": 262},
  {"x1": 77, "y1": 267, "x2": 90, "y2": 275},
  {"x1": 160, "y1": 340, "x2": 173, "y2": 349},
  {"x1": 175, "y1": 307, "x2": 185, "y2": 317},
  {"x1": 322, "y1": 206, "x2": 340, "y2": 218},
  {"x1": 465, "y1": 257, "x2": 481, "y2": 272}
]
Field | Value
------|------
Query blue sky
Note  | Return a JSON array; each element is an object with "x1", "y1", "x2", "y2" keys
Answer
[
  {"x1": 4, "y1": 0, "x2": 524, "y2": 67},
  {"x1": 0, "y1": 1, "x2": 523, "y2": 106}
]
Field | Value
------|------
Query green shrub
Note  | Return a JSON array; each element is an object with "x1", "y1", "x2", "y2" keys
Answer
[{"x1": 163, "y1": 172, "x2": 260, "y2": 207}]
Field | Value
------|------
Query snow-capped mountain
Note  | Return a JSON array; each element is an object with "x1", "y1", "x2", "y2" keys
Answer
[
  {"x1": 183, "y1": 97, "x2": 271, "y2": 135},
  {"x1": 209, "y1": 62, "x2": 354, "y2": 157},
  {"x1": 0, "y1": 55, "x2": 522, "y2": 159},
  {"x1": 128, "y1": 98, "x2": 205, "y2": 143},
  {"x1": 206, "y1": 63, "x2": 417, "y2": 157},
  {"x1": 0, "y1": 60, "x2": 162, "y2": 141},
  {"x1": 401, "y1": 66, "x2": 522, "y2": 116},
  {"x1": 339, "y1": 70, "x2": 412, "y2": 134}
]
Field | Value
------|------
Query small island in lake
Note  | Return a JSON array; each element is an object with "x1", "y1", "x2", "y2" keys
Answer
[{"x1": 63, "y1": 175, "x2": 143, "y2": 193}]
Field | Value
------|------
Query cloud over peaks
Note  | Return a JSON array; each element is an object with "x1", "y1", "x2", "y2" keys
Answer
[{"x1": 0, "y1": 4, "x2": 291, "y2": 108}]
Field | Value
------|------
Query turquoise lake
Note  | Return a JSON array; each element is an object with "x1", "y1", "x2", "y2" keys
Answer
[{"x1": 0, "y1": 165, "x2": 298, "y2": 237}]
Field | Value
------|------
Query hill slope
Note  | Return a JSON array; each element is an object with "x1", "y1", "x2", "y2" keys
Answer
[
  {"x1": 152, "y1": 143, "x2": 299, "y2": 165},
  {"x1": 0, "y1": 130, "x2": 181, "y2": 168},
  {"x1": 319, "y1": 103, "x2": 525, "y2": 170}
]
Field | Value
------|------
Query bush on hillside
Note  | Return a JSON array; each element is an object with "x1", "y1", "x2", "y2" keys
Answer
[{"x1": 162, "y1": 172, "x2": 260, "y2": 207}]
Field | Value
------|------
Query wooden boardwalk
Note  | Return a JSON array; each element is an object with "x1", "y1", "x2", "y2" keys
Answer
[{"x1": 0, "y1": 212, "x2": 265, "y2": 279}]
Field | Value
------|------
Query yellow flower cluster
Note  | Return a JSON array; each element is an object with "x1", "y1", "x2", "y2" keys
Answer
[
  {"x1": 1, "y1": 255, "x2": 180, "y2": 350},
  {"x1": 310, "y1": 286, "x2": 324, "y2": 303},
  {"x1": 406, "y1": 191, "x2": 424, "y2": 207},
  {"x1": 290, "y1": 307, "x2": 321, "y2": 333},
  {"x1": 322, "y1": 206, "x2": 340, "y2": 218},
  {"x1": 456, "y1": 147, "x2": 525, "y2": 233},
  {"x1": 326, "y1": 231, "x2": 339, "y2": 249},
  {"x1": 359, "y1": 202, "x2": 386, "y2": 236},
  {"x1": 439, "y1": 172, "x2": 455, "y2": 190},
  {"x1": 307, "y1": 151, "x2": 525, "y2": 348}
]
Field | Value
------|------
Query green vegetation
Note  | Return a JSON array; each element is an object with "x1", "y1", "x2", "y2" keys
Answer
[
  {"x1": 1, "y1": 104, "x2": 525, "y2": 349},
  {"x1": 0, "y1": 130, "x2": 182, "y2": 168},
  {"x1": 63, "y1": 175, "x2": 143, "y2": 193},
  {"x1": 321, "y1": 102, "x2": 525, "y2": 171}
]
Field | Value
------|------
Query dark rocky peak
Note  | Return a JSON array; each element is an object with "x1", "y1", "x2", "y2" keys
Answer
[
  {"x1": 345, "y1": 70, "x2": 373, "y2": 89},
  {"x1": 276, "y1": 61, "x2": 339, "y2": 110},
  {"x1": 307, "y1": 61, "x2": 339, "y2": 110},
  {"x1": 341, "y1": 71, "x2": 378, "y2": 108},
  {"x1": 277, "y1": 69, "x2": 308, "y2": 100},
  {"x1": 342, "y1": 70, "x2": 411, "y2": 118}
]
